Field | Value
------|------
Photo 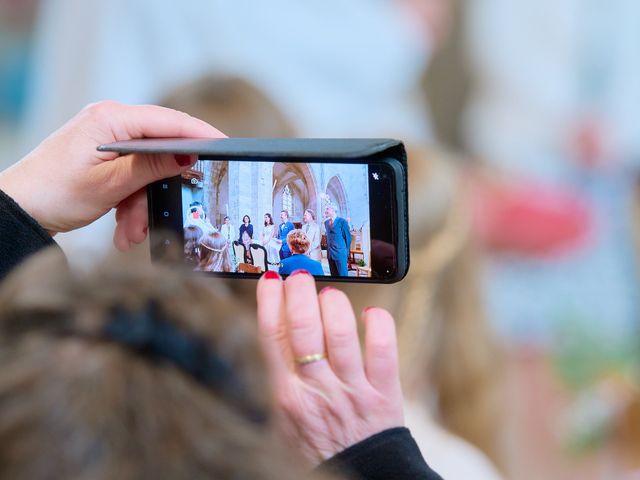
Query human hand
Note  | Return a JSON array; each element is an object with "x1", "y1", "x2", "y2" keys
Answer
[
  {"x1": 256, "y1": 270, "x2": 404, "y2": 464},
  {"x1": 0, "y1": 101, "x2": 224, "y2": 249}
]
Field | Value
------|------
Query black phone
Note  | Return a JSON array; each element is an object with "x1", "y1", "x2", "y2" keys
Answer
[{"x1": 98, "y1": 138, "x2": 409, "y2": 283}]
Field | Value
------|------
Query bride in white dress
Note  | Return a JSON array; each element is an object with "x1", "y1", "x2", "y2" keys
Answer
[{"x1": 261, "y1": 213, "x2": 280, "y2": 270}]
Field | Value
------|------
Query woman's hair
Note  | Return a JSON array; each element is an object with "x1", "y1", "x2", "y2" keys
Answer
[
  {"x1": 304, "y1": 209, "x2": 316, "y2": 221},
  {"x1": 0, "y1": 250, "x2": 331, "y2": 480},
  {"x1": 264, "y1": 213, "x2": 274, "y2": 226},
  {"x1": 243, "y1": 215, "x2": 251, "y2": 224},
  {"x1": 197, "y1": 232, "x2": 233, "y2": 273},
  {"x1": 340, "y1": 146, "x2": 505, "y2": 469},
  {"x1": 160, "y1": 75, "x2": 295, "y2": 138},
  {"x1": 286, "y1": 230, "x2": 311, "y2": 255},
  {"x1": 394, "y1": 147, "x2": 504, "y2": 468},
  {"x1": 184, "y1": 225, "x2": 203, "y2": 266}
]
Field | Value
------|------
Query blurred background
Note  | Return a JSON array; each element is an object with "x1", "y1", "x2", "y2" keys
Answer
[{"x1": 1, "y1": 0, "x2": 639, "y2": 478}]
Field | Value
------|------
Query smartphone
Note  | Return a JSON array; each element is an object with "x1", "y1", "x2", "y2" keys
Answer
[{"x1": 98, "y1": 138, "x2": 409, "y2": 283}]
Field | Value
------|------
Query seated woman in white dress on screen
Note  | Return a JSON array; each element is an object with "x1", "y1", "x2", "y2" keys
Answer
[
  {"x1": 301, "y1": 209, "x2": 321, "y2": 262},
  {"x1": 261, "y1": 213, "x2": 280, "y2": 270}
]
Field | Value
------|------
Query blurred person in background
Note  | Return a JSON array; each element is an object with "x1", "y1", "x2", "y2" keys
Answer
[
  {"x1": 342, "y1": 145, "x2": 505, "y2": 480},
  {"x1": 0, "y1": 0, "x2": 38, "y2": 165},
  {"x1": 438, "y1": 0, "x2": 640, "y2": 478}
]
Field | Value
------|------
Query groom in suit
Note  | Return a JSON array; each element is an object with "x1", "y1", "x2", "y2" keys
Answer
[
  {"x1": 324, "y1": 205, "x2": 351, "y2": 276},
  {"x1": 278, "y1": 210, "x2": 295, "y2": 260}
]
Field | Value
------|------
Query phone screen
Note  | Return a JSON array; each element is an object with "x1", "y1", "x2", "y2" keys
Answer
[{"x1": 181, "y1": 160, "x2": 372, "y2": 278}]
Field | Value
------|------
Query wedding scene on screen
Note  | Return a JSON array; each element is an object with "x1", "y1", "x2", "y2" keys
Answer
[{"x1": 181, "y1": 160, "x2": 371, "y2": 277}]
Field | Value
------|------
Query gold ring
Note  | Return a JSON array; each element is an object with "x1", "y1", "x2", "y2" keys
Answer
[{"x1": 295, "y1": 352, "x2": 328, "y2": 366}]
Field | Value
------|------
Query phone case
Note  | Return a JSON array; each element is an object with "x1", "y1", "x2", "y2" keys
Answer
[{"x1": 98, "y1": 138, "x2": 409, "y2": 283}]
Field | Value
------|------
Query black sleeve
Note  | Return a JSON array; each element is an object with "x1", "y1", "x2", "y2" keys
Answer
[
  {"x1": 318, "y1": 427, "x2": 443, "y2": 480},
  {"x1": 0, "y1": 189, "x2": 59, "y2": 280}
]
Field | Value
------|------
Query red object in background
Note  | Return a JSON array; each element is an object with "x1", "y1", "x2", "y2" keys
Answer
[{"x1": 468, "y1": 175, "x2": 593, "y2": 258}]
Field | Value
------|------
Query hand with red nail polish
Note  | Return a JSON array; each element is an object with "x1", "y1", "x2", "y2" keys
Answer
[
  {"x1": 256, "y1": 270, "x2": 404, "y2": 465},
  {"x1": 0, "y1": 101, "x2": 224, "y2": 250}
]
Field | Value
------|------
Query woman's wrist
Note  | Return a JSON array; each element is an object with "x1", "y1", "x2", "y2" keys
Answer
[{"x1": 0, "y1": 168, "x2": 57, "y2": 236}]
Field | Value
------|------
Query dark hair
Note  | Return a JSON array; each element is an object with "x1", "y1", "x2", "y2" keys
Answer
[
  {"x1": 224, "y1": 216, "x2": 230, "y2": 221},
  {"x1": 0, "y1": 251, "x2": 332, "y2": 480},
  {"x1": 304, "y1": 209, "x2": 316, "y2": 221},
  {"x1": 264, "y1": 213, "x2": 274, "y2": 226},
  {"x1": 243, "y1": 215, "x2": 251, "y2": 224},
  {"x1": 184, "y1": 225, "x2": 203, "y2": 266},
  {"x1": 280, "y1": 210, "x2": 289, "y2": 218},
  {"x1": 189, "y1": 201, "x2": 203, "y2": 207}
]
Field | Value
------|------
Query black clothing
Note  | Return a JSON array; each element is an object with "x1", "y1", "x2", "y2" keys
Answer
[
  {"x1": 321, "y1": 427, "x2": 443, "y2": 480},
  {"x1": 0, "y1": 190, "x2": 59, "y2": 279},
  {"x1": 239, "y1": 223, "x2": 253, "y2": 242},
  {"x1": 0, "y1": 189, "x2": 442, "y2": 480}
]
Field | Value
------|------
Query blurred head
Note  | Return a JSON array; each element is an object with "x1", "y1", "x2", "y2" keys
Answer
[
  {"x1": 198, "y1": 232, "x2": 233, "y2": 273},
  {"x1": 161, "y1": 75, "x2": 295, "y2": 138},
  {"x1": 224, "y1": 216, "x2": 230, "y2": 225},
  {"x1": 0, "y1": 250, "x2": 322, "y2": 480},
  {"x1": 286, "y1": 230, "x2": 311, "y2": 255},
  {"x1": 303, "y1": 209, "x2": 315, "y2": 224},
  {"x1": 264, "y1": 213, "x2": 274, "y2": 226},
  {"x1": 243, "y1": 215, "x2": 251, "y2": 225},
  {"x1": 280, "y1": 210, "x2": 289, "y2": 222}
]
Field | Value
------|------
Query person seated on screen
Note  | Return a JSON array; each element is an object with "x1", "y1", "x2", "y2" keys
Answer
[
  {"x1": 196, "y1": 232, "x2": 234, "y2": 272},
  {"x1": 241, "y1": 230, "x2": 254, "y2": 265},
  {"x1": 239, "y1": 215, "x2": 253, "y2": 242},
  {"x1": 279, "y1": 230, "x2": 324, "y2": 276}
]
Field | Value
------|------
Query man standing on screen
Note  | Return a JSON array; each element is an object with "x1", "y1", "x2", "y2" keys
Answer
[
  {"x1": 324, "y1": 205, "x2": 351, "y2": 276},
  {"x1": 277, "y1": 210, "x2": 295, "y2": 260}
]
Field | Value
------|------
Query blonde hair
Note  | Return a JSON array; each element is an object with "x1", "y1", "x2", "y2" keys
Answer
[
  {"x1": 161, "y1": 75, "x2": 295, "y2": 138},
  {"x1": 0, "y1": 249, "x2": 333, "y2": 480},
  {"x1": 400, "y1": 146, "x2": 504, "y2": 467},
  {"x1": 341, "y1": 146, "x2": 505, "y2": 468},
  {"x1": 197, "y1": 232, "x2": 233, "y2": 272}
]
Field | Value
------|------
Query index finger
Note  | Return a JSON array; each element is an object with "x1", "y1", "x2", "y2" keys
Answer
[{"x1": 115, "y1": 103, "x2": 225, "y2": 140}]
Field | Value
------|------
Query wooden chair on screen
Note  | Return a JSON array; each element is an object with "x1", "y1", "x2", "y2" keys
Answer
[
  {"x1": 232, "y1": 241, "x2": 246, "y2": 264},
  {"x1": 237, "y1": 262, "x2": 262, "y2": 274},
  {"x1": 249, "y1": 244, "x2": 268, "y2": 272}
]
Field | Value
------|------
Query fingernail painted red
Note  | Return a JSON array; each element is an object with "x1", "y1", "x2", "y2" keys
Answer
[
  {"x1": 175, "y1": 154, "x2": 192, "y2": 167},
  {"x1": 263, "y1": 270, "x2": 280, "y2": 280},
  {"x1": 363, "y1": 306, "x2": 377, "y2": 313},
  {"x1": 320, "y1": 286, "x2": 336, "y2": 294},
  {"x1": 290, "y1": 269, "x2": 310, "y2": 277}
]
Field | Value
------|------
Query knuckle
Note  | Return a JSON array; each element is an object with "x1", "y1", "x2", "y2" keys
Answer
[
  {"x1": 288, "y1": 313, "x2": 317, "y2": 337},
  {"x1": 367, "y1": 339, "x2": 393, "y2": 359},
  {"x1": 328, "y1": 324, "x2": 355, "y2": 349},
  {"x1": 83, "y1": 99, "x2": 121, "y2": 118}
]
